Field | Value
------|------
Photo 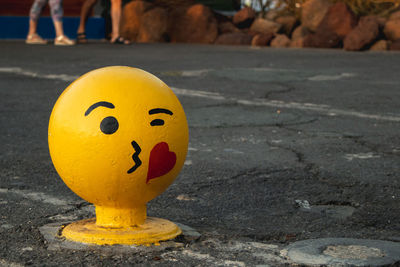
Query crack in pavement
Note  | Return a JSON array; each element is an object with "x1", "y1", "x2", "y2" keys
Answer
[
  {"x1": 264, "y1": 82, "x2": 297, "y2": 99},
  {"x1": 343, "y1": 135, "x2": 400, "y2": 158},
  {"x1": 1, "y1": 67, "x2": 399, "y2": 122},
  {"x1": 189, "y1": 117, "x2": 319, "y2": 129}
]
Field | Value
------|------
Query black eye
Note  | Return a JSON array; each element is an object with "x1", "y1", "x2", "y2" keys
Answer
[
  {"x1": 150, "y1": 119, "x2": 164, "y2": 126},
  {"x1": 100, "y1": 116, "x2": 119, "y2": 134}
]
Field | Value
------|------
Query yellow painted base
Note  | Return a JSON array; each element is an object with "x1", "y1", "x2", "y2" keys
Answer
[{"x1": 62, "y1": 217, "x2": 182, "y2": 245}]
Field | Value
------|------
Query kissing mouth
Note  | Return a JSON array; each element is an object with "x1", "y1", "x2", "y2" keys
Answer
[{"x1": 127, "y1": 141, "x2": 142, "y2": 174}]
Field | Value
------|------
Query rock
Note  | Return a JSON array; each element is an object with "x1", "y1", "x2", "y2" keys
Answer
[
  {"x1": 154, "y1": 0, "x2": 195, "y2": 8},
  {"x1": 376, "y1": 17, "x2": 387, "y2": 28},
  {"x1": 215, "y1": 32, "x2": 253, "y2": 45},
  {"x1": 270, "y1": 34, "x2": 291, "y2": 48},
  {"x1": 303, "y1": 30, "x2": 341, "y2": 48},
  {"x1": 290, "y1": 26, "x2": 310, "y2": 48},
  {"x1": 391, "y1": 39, "x2": 400, "y2": 50},
  {"x1": 291, "y1": 25, "x2": 310, "y2": 40},
  {"x1": 301, "y1": 0, "x2": 332, "y2": 32},
  {"x1": 233, "y1": 7, "x2": 256, "y2": 28},
  {"x1": 290, "y1": 38, "x2": 305, "y2": 48},
  {"x1": 343, "y1": 16, "x2": 379, "y2": 51},
  {"x1": 318, "y1": 2, "x2": 357, "y2": 39},
  {"x1": 264, "y1": 10, "x2": 279, "y2": 21},
  {"x1": 369, "y1": 40, "x2": 388, "y2": 51},
  {"x1": 250, "y1": 18, "x2": 281, "y2": 35},
  {"x1": 251, "y1": 33, "x2": 274, "y2": 46},
  {"x1": 121, "y1": 1, "x2": 154, "y2": 41},
  {"x1": 389, "y1": 10, "x2": 400, "y2": 21},
  {"x1": 169, "y1": 4, "x2": 218, "y2": 44},
  {"x1": 276, "y1": 15, "x2": 298, "y2": 36},
  {"x1": 218, "y1": 21, "x2": 240, "y2": 34},
  {"x1": 137, "y1": 7, "x2": 168, "y2": 43},
  {"x1": 214, "y1": 11, "x2": 231, "y2": 24},
  {"x1": 384, "y1": 19, "x2": 400, "y2": 41},
  {"x1": 303, "y1": 2, "x2": 356, "y2": 48}
]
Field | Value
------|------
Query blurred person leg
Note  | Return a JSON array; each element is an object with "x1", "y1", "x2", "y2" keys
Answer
[
  {"x1": 110, "y1": 0, "x2": 129, "y2": 44},
  {"x1": 77, "y1": 0, "x2": 98, "y2": 43},
  {"x1": 49, "y1": 0, "x2": 75, "y2": 45},
  {"x1": 27, "y1": 0, "x2": 48, "y2": 44}
]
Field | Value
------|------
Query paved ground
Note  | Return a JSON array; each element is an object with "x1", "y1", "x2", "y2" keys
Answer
[{"x1": 0, "y1": 41, "x2": 399, "y2": 266}]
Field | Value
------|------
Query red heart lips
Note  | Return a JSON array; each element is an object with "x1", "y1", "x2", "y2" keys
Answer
[{"x1": 147, "y1": 142, "x2": 176, "y2": 183}]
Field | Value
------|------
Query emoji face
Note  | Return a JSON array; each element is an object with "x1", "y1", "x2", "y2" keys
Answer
[{"x1": 48, "y1": 66, "x2": 189, "y2": 208}]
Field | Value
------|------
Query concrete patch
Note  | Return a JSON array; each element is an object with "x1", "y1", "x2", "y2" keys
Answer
[
  {"x1": 308, "y1": 205, "x2": 356, "y2": 220},
  {"x1": 323, "y1": 245, "x2": 385, "y2": 259},
  {"x1": 175, "y1": 250, "x2": 247, "y2": 266},
  {"x1": 184, "y1": 159, "x2": 193, "y2": 165},
  {"x1": 1, "y1": 224, "x2": 13, "y2": 230},
  {"x1": 0, "y1": 67, "x2": 77, "y2": 82},
  {"x1": 0, "y1": 259, "x2": 23, "y2": 267},
  {"x1": 0, "y1": 188, "x2": 71, "y2": 207},
  {"x1": 308, "y1": 73, "x2": 356, "y2": 81},
  {"x1": 286, "y1": 238, "x2": 400, "y2": 266},
  {"x1": 296, "y1": 200, "x2": 356, "y2": 220},
  {"x1": 176, "y1": 194, "x2": 196, "y2": 201},
  {"x1": 39, "y1": 221, "x2": 200, "y2": 252},
  {"x1": 344, "y1": 152, "x2": 381, "y2": 161}
]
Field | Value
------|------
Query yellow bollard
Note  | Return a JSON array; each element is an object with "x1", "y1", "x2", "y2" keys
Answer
[{"x1": 48, "y1": 66, "x2": 189, "y2": 245}]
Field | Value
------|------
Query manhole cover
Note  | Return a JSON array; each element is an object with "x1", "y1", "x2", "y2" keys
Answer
[
  {"x1": 323, "y1": 245, "x2": 385, "y2": 259},
  {"x1": 285, "y1": 238, "x2": 400, "y2": 266}
]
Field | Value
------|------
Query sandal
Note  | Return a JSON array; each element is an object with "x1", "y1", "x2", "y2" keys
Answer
[
  {"x1": 76, "y1": 32, "x2": 88, "y2": 44},
  {"x1": 54, "y1": 35, "x2": 75, "y2": 46},
  {"x1": 26, "y1": 33, "x2": 47, "y2": 44},
  {"x1": 111, "y1": 36, "x2": 130, "y2": 45}
]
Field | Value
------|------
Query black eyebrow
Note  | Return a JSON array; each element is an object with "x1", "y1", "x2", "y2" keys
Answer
[
  {"x1": 149, "y1": 108, "x2": 173, "y2": 115},
  {"x1": 85, "y1": 101, "x2": 115, "y2": 116}
]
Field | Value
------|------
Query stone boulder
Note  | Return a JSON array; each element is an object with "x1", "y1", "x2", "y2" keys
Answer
[
  {"x1": 250, "y1": 18, "x2": 281, "y2": 35},
  {"x1": 291, "y1": 25, "x2": 310, "y2": 40},
  {"x1": 391, "y1": 39, "x2": 400, "y2": 50},
  {"x1": 233, "y1": 7, "x2": 256, "y2": 28},
  {"x1": 369, "y1": 40, "x2": 388, "y2": 51},
  {"x1": 276, "y1": 15, "x2": 297, "y2": 36},
  {"x1": 154, "y1": 0, "x2": 195, "y2": 8},
  {"x1": 290, "y1": 38, "x2": 305, "y2": 48},
  {"x1": 303, "y1": 2, "x2": 356, "y2": 48},
  {"x1": 384, "y1": 18, "x2": 400, "y2": 41},
  {"x1": 215, "y1": 32, "x2": 253, "y2": 45},
  {"x1": 343, "y1": 16, "x2": 379, "y2": 51},
  {"x1": 218, "y1": 21, "x2": 240, "y2": 34},
  {"x1": 169, "y1": 4, "x2": 218, "y2": 44},
  {"x1": 121, "y1": 0, "x2": 154, "y2": 41},
  {"x1": 290, "y1": 26, "x2": 310, "y2": 48},
  {"x1": 388, "y1": 10, "x2": 400, "y2": 21},
  {"x1": 376, "y1": 17, "x2": 387, "y2": 28},
  {"x1": 303, "y1": 30, "x2": 341, "y2": 48},
  {"x1": 301, "y1": 0, "x2": 332, "y2": 32},
  {"x1": 251, "y1": 33, "x2": 274, "y2": 46},
  {"x1": 137, "y1": 7, "x2": 168, "y2": 43},
  {"x1": 264, "y1": 10, "x2": 279, "y2": 21},
  {"x1": 318, "y1": 2, "x2": 357, "y2": 39},
  {"x1": 270, "y1": 34, "x2": 291, "y2": 48}
]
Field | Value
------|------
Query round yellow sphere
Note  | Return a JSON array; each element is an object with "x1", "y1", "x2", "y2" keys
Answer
[{"x1": 48, "y1": 66, "x2": 189, "y2": 214}]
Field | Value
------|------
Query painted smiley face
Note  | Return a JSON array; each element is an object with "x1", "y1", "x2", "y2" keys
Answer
[
  {"x1": 84, "y1": 102, "x2": 177, "y2": 183},
  {"x1": 48, "y1": 66, "x2": 189, "y2": 208}
]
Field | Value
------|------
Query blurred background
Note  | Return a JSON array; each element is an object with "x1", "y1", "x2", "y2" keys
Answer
[{"x1": 0, "y1": 0, "x2": 399, "y2": 50}]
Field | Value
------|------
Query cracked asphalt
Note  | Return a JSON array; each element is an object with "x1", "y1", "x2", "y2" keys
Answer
[{"x1": 0, "y1": 41, "x2": 399, "y2": 266}]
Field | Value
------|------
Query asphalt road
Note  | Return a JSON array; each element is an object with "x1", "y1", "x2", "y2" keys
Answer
[{"x1": 0, "y1": 41, "x2": 399, "y2": 266}]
